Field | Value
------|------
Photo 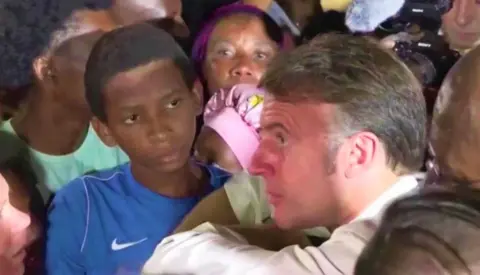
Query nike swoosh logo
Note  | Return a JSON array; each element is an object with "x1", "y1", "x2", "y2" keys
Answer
[{"x1": 111, "y1": 237, "x2": 148, "y2": 251}]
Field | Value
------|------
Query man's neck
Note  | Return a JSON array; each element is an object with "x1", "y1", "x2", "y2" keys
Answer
[
  {"x1": 11, "y1": 89, "x2": 91, "y2": 155},
  {"x1": 131, "y1": 160, "x2": 210, "y2": 198},
  {"x1": 340, "y1": 169, "x2": 401, "y2": 225}
]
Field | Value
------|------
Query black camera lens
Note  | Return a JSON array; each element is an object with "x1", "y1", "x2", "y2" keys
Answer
[
  {"x1": 406, "y1": 53, "x2": 437, "y2": 85},
  {"x1": 394, "y1": 41, "x2": 436, "y2": 85}
]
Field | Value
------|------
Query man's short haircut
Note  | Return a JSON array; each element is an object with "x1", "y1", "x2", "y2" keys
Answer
[
  {"x1": 430, "y1": 45, "x2": 480, "y2": 183},
  {"x1": 0, "y1": 0, "x2": 111, "y2": 89},
  {"x1": 355, "y1": 187, "x2": 480, "y2": 274},
  {"x1": 260, "y1": 33, "x2": 427, "y2": 172},
  {"x1": 85, "y1": 22, "x2": 196, "y2": 122}
]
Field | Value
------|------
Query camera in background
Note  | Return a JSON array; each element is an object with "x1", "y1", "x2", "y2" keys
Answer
[{"x1": 377, "y1": 0, "x2": 460, "y2": 90}]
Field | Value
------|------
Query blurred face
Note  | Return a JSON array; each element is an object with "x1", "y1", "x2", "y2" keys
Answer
[
  {"x1": 194, "y1": 127, "x2": 243, "y2": 173},
  {"x1": 111, "y1": 0, "x2": 184, "y2": 26},
  {"x1": 98, "y1": 60, "x2": 201, "y2": 173},
  {"x1": 249, "y1": 98, "x2": 340, "y2": 229},
  {"x1": 203, "y1": 15, "x2": 279, "y2": 95},
  {"x1": 441, "y1": 0, "x2": 480, "y2": 52},
  {"x1": 48, "y1": 31, "x2": 107, "y2": 115},
  {"x1": 0, "y1": 174, "x2": 40, "y2": 275},
  {"x1": 37, "y1": 10, "x2": 119, "y2": 115}
]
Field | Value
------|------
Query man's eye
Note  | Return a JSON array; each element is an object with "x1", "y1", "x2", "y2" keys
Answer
[
  {"x1": 124, "y1": 114, "x2": 139, "y2": 124},
  {"x1": 275, "y1": 132, "x2": 287, "y2": 145},
  {"x1": 166, "y1": 98, "x2": 182, "y2": 109}
]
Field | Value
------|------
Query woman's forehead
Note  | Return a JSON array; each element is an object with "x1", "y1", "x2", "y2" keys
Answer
[
  {"x1": 211, "y1": 14, "x2": 268, "y2": 38},
  {"x1": 208, "y1": 16, "x2": 278, "y2": 49}
]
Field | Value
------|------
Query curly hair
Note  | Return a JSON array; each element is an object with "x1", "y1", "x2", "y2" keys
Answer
[{"x1": 0, "y1": 0, "x2": 111, "y2": 89}]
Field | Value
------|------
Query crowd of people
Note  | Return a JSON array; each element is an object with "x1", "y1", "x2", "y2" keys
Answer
[{"x1": 0, "y1": 0, "x2": 480, "y2": 274}]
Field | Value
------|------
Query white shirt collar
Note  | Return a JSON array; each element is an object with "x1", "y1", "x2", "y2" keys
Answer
[{"x1": 352, "y1": 175, "x2": 419, "y2": 223}]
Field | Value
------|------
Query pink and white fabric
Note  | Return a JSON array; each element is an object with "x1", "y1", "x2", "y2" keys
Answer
[{"x1": 203, "y1": 84, "x2": 265, "y2": 169}]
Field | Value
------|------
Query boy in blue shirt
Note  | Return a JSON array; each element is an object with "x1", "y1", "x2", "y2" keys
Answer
[{"x1": 46, "y1": 23, "x2": 231, "y2": 274}]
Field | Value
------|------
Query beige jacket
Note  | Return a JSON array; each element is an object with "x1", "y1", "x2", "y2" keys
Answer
[
  {"x1": 143, "y1": 176, "x2": 419, "y2": 275},
  {"x1": 143, "y1": 221, "x2": 376, "y2": 275}
]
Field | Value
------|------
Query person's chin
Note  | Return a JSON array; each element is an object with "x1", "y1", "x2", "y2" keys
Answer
[
  {"x1": 271, "y1": 206, "x2": 295, "y2": 230},
  {"x1": 447, "y1": 34, "x2": 479, "y2": 51},
  {"x1": 149, "y1": 152, "x2": 190, "y2": 172}
]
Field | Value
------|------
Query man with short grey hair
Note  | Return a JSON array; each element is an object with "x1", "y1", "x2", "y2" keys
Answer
[{"x1": 142, "y1": 34, "x2": 428, "y2": 275}]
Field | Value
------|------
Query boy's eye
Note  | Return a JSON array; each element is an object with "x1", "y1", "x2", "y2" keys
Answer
[
  {"x1": 166, "y1": 98, "x2": 182, "y2": 109},
  {"x1": 124, "y1": 114, "x2": 140, "y2": 124}
]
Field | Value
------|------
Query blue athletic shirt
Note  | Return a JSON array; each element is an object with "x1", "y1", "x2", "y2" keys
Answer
[{"x1": 46, "y1": 162, "x2": 231, "y2": 274}]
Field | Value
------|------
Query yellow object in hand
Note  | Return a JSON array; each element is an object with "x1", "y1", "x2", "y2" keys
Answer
[{"x1": 320, "y1": 0, "x2": 352, "y2": 12}]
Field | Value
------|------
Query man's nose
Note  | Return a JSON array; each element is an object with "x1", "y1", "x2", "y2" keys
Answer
[
  {"x1": 2, "y1": 204, "x2": 31, "y2": 233},
  {"x1": 453, "y1": 0, "x2": 475, "y2": 26},
  {"x1": 248, "y1": 144, "x2": 278, "y2": 178}
]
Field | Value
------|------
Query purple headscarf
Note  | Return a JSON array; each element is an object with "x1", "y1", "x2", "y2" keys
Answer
[{"x1": 191, "y1": 3, "x2": 285, "y2": 76}]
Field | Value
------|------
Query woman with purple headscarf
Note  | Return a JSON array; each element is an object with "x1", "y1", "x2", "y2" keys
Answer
[{"x1": 192, "y1": 3, "x2": 289, "y2": 96}]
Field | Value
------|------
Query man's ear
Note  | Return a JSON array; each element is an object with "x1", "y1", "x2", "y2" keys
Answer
[
  {"x1": 32, "y1": 56, "x2": 56, "y2": 92},
  {"x1": 91, "y1": 117, "x2": 118, "y2": 147},
  {"x1": 342, "y1": 132, "x2": 378, "y2": 178},
  {"x1": 192, "y1": 79, "x2": 204, "y2": 116}
]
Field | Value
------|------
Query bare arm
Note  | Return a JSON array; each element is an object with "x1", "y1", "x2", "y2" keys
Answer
[{"x1": 174, "y1": 188, "x2": 239, "y2": 233}]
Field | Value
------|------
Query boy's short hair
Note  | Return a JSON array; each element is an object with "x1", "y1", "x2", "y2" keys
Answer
[{"x1": 84, "y1": 22, "x2": 196, "y2": 121}]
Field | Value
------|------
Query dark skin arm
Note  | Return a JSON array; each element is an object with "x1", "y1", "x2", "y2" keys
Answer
[
  {"x1": 174, "y1": 188, "x2": 240, "y2": 233},
  {"x1": 174, "y1": 187, "x2": 311, "y2": 250}
]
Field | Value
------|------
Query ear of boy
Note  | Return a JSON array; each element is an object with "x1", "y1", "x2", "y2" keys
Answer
[
  {"x1": 91, "y1": 117, "x2": 118, "y2": 147},
  {"x1": 33, "y1": 57, "x2": 58, "y2": 96}
]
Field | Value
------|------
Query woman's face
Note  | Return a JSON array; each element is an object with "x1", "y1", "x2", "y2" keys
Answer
[
  {"x1": 203, "y1": 14, "x2": 279, "y2": 95},
  {"x1": 0, "y1": 173, "x2": 40, "y2": 275}
]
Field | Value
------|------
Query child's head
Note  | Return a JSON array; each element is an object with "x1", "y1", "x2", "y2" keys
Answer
[
  {"x1": 85, "y1": 22, "x2": 202, "y2": 172},
  {"x1": 355, "y1": 187, "x2": 480, "y2": 275},
  {"x1": 195, "y1": 84, "x2": 264, "y2": 172}
]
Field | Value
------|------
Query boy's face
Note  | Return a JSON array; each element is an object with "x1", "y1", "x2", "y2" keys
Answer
[{"x1": 97, "y1": 60, "x2": 201, "y2": 172}]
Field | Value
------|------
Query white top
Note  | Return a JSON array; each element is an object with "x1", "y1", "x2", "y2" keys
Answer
[{"x1": 142, "y1": 176, "x2": 419, "y2": 275}]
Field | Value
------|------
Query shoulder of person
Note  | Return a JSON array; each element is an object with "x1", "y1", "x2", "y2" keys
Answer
[
  {"x1": 52, "y1": 164, "x2": 128, "y2": 206},
  {"x1": 315, "y1": 220, "x2": 377, "y2": 272}
]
